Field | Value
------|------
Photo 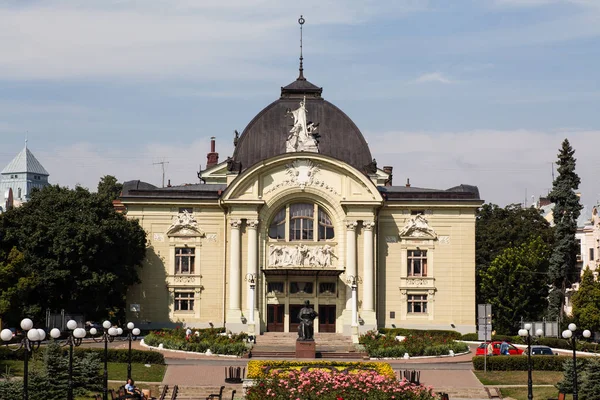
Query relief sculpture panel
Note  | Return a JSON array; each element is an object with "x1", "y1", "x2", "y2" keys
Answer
[{"x1": 268, "y1": 244, "x2": 337, "y2": 267}]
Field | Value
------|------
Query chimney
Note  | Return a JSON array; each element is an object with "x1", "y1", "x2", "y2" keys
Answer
[
  {"x1": 405, "y1": 178, "x2": 411, "y2": 188},
  {"x1": 383, "y1": 166, "x2": 393, "y2": 186},
  {"x1": 206, "y1": 137, "x2": 219, "y2": 168}
]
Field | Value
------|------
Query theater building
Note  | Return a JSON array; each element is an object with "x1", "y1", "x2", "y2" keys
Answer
[{"x1": 121, "y1": 69, "x2": 482, "y2": 339}]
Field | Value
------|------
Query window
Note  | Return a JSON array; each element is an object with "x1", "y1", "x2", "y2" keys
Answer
[
  {"x1": 590, "y1": 248, "x2": 595, "y2": 261},
  {"x1": 174, "y1": 292, "x2": 194, "y2": 311},
  {"x1": 267, "y1": 282, "x2": 284, "y2": 294},
  {"x1": 268, "y1": 203, "x2": 334, "y2": 241},
  {"x1": 17, "y1": 188, "x2": 21, "y2": 198},
  {"x1": 175, "y1": 247, "x2": 195, "y2": 274},
  {"x1": 408, "y1": 250, "x2": 427, "y2": 277},
  {"x1": 319, "y1": 282, "x2": 336, "y2": 294},
  {"x1": 407, "y1": 294, "x2": 427, "y2": 313},
  {"x1": 290, "y1": 281, "x2": 313, "y2": 294}
]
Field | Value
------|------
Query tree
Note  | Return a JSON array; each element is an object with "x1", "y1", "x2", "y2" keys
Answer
[
  {"x1": 548, "y1": 139, "x2": 583, "y2": 319},
  {"x1": 580, "y1": 359, "x2": 600, "y2": 400},
  {"x1": 571, "y1": 267, "x2": 600, "y2": 333},
  {"x1": 479, "y1": 237, "x2": 550, "y2": 334},
  {"x1": 476, "y1": 203, "x2": 553, "y2": 304},
  {"x1": 97, "y1": 175, "x2": 123, "y2": 202},
  {"x1": 0, "y1": 182, "x2": 147, "y2": 326}
]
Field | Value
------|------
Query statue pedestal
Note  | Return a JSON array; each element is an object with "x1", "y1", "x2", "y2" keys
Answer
[{"x1": 295, "y1": 340, "x2": 316, "y2": 359}]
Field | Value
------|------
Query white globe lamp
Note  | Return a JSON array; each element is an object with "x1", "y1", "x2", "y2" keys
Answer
[
  {"x1": 20, "y1": 318, "x2": 34, "y2": 331},
  {"x1": 0, "y1": 329, "x2": 13, "y2": 342}
]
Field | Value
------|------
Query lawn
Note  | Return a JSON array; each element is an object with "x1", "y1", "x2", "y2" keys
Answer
[
  {"x1": 473, "y1": 370, "x2": 563, "y2": 385},
  {"x1": 499, "y1": 387, "x2": 569, "y2": 400},
  {"x1": 0, "y1": 360, "x2": 166, "y2": 382}
]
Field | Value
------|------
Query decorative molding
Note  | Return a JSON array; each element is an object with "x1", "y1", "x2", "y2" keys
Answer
[
  {"x1": 346, "y1": 221, "x2": 358, "y2": 230},
  {"x1": 363, "y1": 221, "x2": 376, "y2": 230},
  {"x1": 206, "y1": 233, "x2": 218, "y2": 242},
  {"x1": 167, "y1": 210, "x2": 204, "y2": 237},
  {"x1": 247, "y1": 219, "x2": 260, "y2": 229},
  {"x1": 425, "y1": 209, "x2": 433, "y2": 215},
  {"x1": 268, "y1": 244, "x2": 337, "y2": 267},
  {"x1": 399, "y1": 277, "x2": 436, "y2": 290},
  {"x1": 263, "y1": 159, "x2": 340, "y2": 196},
  {"x1": 285, "y1": 97, "x2": 319, "y2": 153},
  {"x1": 153, "y1": 233, "x2": 165, "y2": 242},
  {"x1": 173, "y1": 276, "x2": 197, "y2": 284},
  {"x1": 399, "y1": 214, "x2": 437, "y2": 239},
  {"x1": 438, "y1": 236, "x2": 450, "y2": 245},
  {"x1": 385, "y1": 236, "x2": 398, "y2": 243},
  {"x1": 229, "y1": 219, "x2": 242, "y2": 229},
  {"x1": 406, "y1": 278, "x2": 429, "y2": 287}
]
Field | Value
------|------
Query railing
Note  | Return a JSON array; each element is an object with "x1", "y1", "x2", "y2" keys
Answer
[
  {"x1": 159, "y1": 385, "x2": 169, "y2": 400},
  {"x1": 170, "y1": 385, "x2": 178, "y2": 400}
]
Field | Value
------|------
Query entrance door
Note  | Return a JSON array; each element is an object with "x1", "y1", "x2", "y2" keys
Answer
[
  {"x1": 289, "y1": 304, "x2": 303, "y2": 334},
  {"x1": 319, "y1": 305, "x2": 336, "y2": 333},
  {"x1": 267, "y1": 304, "x2": 284, "y2": 332}
]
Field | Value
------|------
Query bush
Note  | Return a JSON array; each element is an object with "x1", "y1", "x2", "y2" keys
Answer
[
  {"x1": 378, "y1": 328, "x2": 462, "y2": 340},
  {"x1": 360, "y1": 329, "x2": 466, "y2": 358},
  {"x1": 247, "y1": 360, "x2": 396, "y2": 380},
  {"x1": 73, "y1": 348, "x2": 165, "y2": 364},
  {"x1": 461, "y1": 333, "x2": 479, "y2": 341},
  {"x1": 144, "y1": 327, "x2": 248, "y2": 356},
  {"x1": 472, "y1": 355, "x2": 573, "y2": 371}
]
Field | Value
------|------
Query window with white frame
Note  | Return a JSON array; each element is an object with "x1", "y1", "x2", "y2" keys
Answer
[
  {"x1": 268, "y1": 203, "x2": 334, "y2": 241},
  {"x1": 175, "y1": 247, "x2": 195, "y2": 274},
  {"x1": 407, "y1": 250, "x2": 427, "y2": 277},
  {"x1": 174, "y1": 292, "x2": 195, "y2": 311},
  {"x1": 407, "y1": 294, "x2": 428, "y2": 314}
]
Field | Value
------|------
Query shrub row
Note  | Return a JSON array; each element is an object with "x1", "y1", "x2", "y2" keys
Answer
[
  {"x1": 368, "y1": 342, "x2": 469, "y2": 359},
  {"x1": 0, "y1": 346, "x2": 165, "y2": 364},
  {"x1": 472, "y1": 355, "x2": 571, "y2": 371},
  {"x1": 461, "y1": 333, "x2": 600, "y2": 353},
  {"x1": 144, "y1": 333, "x2": 248, "y2": 356},
  {"x1": 247, "y1": 360, "x2": 396, "y2": 380},
  {"x1": 379, "y1": 328, "x2": 462, "y2": 340}
]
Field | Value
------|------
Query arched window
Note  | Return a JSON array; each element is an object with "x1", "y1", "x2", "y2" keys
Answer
[{"x1": 269, "y1": 203, "x2": 334, "y2": 241}]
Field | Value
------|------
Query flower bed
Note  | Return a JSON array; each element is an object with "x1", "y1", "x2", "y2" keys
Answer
[
  {"x1": 144, "y1": 327, "x2": 248, "y2": 356},
  {"x1": 245, "y1": 369, "x2": 436, "y2": 400},
  {"x1": 360, "y1": 330, "x2": 469, "y2": 358},
  {"x1": 247, "y1": 360, "x2": 395, "y2": 380}
]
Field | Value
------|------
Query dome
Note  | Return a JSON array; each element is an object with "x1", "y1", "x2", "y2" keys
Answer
[{"x1": 228, "y1": 75, "x2": 374, "y2": 173}]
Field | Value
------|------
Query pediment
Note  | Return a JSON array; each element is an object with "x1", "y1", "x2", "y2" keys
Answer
[
  {"x1": 166, "y1": 211, "x2": 205, "y2": 237},
  {"x1": 399, "y1": 214, "x2": 437, "y2": 239}
]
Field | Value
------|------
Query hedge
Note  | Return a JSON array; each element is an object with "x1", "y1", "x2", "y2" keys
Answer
[
  {"x1": 472, "y1": 355, "x2": 573, "y2": 371},
  {"x1": 0, "y1": 346, "x2": 165, "y2": 365},
  {"x1": 379, "y1": 328, "x2": 462, "y2": 340},
  {"x1": 247, "y1": 360, "x2": 396, "y2": 380}
]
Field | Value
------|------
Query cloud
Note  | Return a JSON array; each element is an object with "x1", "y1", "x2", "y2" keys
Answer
[
  {"x1": 365, "y1": 129, "x2": 600, "y2": 208},
  {"x1": 412, "y1": 72, "x2": 455, "y2": 84}
]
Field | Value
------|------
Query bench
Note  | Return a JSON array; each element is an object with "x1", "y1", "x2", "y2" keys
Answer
[
  {"x1": 206, "y1": 385, "x2": 225, "y2": 400},
  {"x1": 548, "y1": 393, "x2": 566, "y2": 400}
]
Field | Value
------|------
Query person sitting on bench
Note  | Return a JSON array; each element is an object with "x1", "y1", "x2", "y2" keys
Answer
[{"x1": 125, "y1": 378, "x2": 146, "y2": 399}]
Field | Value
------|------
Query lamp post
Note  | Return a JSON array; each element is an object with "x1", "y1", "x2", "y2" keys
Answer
[
  {"x1": 561, "y1": 323, "x2": 592, "y2": 400},
  {"x1": 346, "y1": 275, "x2": 361, "y2": 328},
  {"x1": 1, "y1": 318, "x2": 46, "y2": 400},
  {"x1": 518, "y1": 323, "x2": 544, "y2": 400},
  {"x1": 124, "y1": 322, "x2": 141, "y2": 380},
  {"x1": 50, "y1": 320, "x2": 86, "y2": 400},
  {"x1": 90, "y1": 320, "x2": 118, "y2": 400},
  {"x1": 245, "y1": 273, "x2": 257, "y2": 328}
]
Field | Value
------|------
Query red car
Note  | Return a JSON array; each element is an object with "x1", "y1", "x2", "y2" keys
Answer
[{"x1": 476, "y1": 341, "x2": 524, "y2": 356}]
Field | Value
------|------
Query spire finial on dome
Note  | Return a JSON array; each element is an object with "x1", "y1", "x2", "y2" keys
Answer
[
  {"x1": 25, "y1": 132, "x2": 28, "y2": 149},
  {"x1": 297, "y1": 15, "x2": 306, "y2": 81}
]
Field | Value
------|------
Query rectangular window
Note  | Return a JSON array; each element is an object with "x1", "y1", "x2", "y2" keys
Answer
[
  {"x1": 267, "y1": 282, "x2": 284, "y2": 294},
  {"x1": 407, "y1": 294, "x2": 428, "y2": 314},
  {"x1": 590, "y1": 248, "x2": 595, "y2": 261},
  {"x1": 408, "y1": 250, "x2": 427, "y2": 277},
  {"x1": 175, "y1": 247, "x2": 195, "y2": 274},
  {"x1": 290, "y1": 281, "x2": 313, "y2": 294},
  {"x1": 174, "y1": 292, "x2": 194, "y2": 311},
  {"x1": 319, "y1": 282, "x2": 336, "y2": 294}
]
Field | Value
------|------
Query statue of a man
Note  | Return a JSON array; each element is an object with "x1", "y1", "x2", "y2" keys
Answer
[{"x1": 297, "y1": 300, "x2": 318, "y2": 341}]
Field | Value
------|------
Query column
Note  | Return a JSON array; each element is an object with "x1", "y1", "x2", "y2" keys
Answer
[
  {"x1": 228, "y1": 219, "x2": 242, "y2": 313},
  {"x1": 247, "y1": 220, "x2": 259, "y2": 331},
  {"x1": 363, "y1": 221, "x2": 375, "y2": 312},
  {"x1": 345, "y1": 221, "x2": 357, "y2": 310}
]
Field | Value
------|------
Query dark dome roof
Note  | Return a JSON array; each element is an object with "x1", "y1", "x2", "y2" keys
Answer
[{"x1": 229, "y1": 76, "x2": 373, "y2": 173}]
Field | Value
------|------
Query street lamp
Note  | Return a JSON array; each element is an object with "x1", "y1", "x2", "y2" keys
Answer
[
  {"x1": 561, "y1": 323, "x2": 592, "y2": 400},
  {"x1": 50, "y1": 320, "x2": 87, "y2": 400},
  {"x1": 518, "y1": 323, "x2": 544, "y2": 400},
  {"x1": 90, "y1": 320, "x2": 119, "y2": 400},
  {"x1": 245, "y1": 273, "x2": 257, "y2": 328},
  {"x1": 123, "y1": 322, "x2": 141, "y2": 380},
  {"x1": 346, "y1": 275, "x2": 362, "y2": 328},
  {"x1": 1, "y1": 318, "x2": 46, "y2": 400}
]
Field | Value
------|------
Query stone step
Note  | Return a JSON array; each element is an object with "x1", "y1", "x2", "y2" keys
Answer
[
  {"x1": 160, "y1": 385, "x2": 240, "y2": 400},
  {"x1": 435, "y1": 387, "x2": 492, "y2": 399}
]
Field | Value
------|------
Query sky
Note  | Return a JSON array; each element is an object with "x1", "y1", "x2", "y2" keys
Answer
[{"x1": 1, "y1": 0, "x2": 599, "y2": 210}]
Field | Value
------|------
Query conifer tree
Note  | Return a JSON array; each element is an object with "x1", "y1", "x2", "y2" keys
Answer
[
  {"x1": 579, "y1": 359, "x2": 600, "y2": 400},
  {"x1": 548, "y1": 139, "x2": 582, "y2": 319}
]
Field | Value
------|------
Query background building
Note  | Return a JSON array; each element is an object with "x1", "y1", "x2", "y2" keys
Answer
[
  {"x1": 121, "y1": 70, "x2": 482, "y2": 339},
  {"x1": 0, "y1": 142, "x2": 50, "y2": 212}
]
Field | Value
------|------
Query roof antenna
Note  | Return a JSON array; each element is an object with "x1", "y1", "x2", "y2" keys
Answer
[{"x1": 297, "y1": 15, "x2": 306, "y2": 81}]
